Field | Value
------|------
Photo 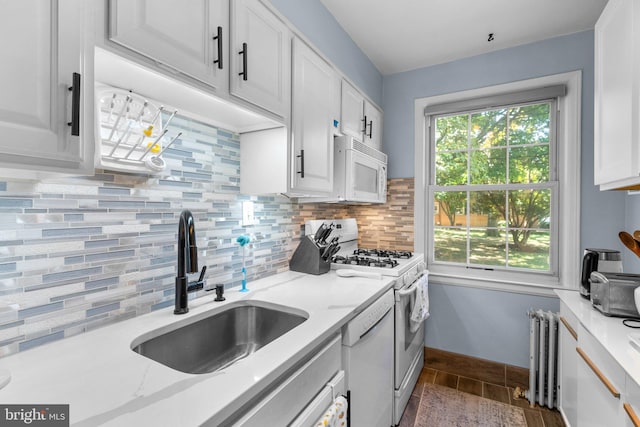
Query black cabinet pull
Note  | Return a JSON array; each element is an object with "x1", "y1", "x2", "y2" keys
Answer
[
  {"x1": 67, "y1": 72, "x2": 81, "y2": 136},
  {"x1": 238, "y1": 42, "x2": 248, "y2": 81},
  {"x1": 362, "y1": 115, "x2": 367, "y2": 134},
  {"x1": 368, "y1": 120, "x2": 373, "y2": 139},
  {"x1": 297, "y1": 149, "x2": 305, "y2": 178},
  {"x1": 213, "y1": 26, "x2": 223, "y2": 69}
]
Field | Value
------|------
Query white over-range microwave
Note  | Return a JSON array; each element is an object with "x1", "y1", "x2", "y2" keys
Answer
[
  {"x1": 335, "y1": 135, "x2": 387, "y2": 203},
  {"x1": 299, "y1": 135, "x2": 388, "y2": 204}
]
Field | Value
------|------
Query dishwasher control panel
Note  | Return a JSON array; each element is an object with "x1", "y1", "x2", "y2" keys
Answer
[{"x1": 342, "y1": 288, "x2": 394, "y2": 346}]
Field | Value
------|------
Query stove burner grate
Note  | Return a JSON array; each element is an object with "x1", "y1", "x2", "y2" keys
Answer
[
  {"x1": 352, "y1": 248, "x2": 413, "y2": 259},
  {"x1": 331, "y1": 254, "x2": 400, "y2": 269}
]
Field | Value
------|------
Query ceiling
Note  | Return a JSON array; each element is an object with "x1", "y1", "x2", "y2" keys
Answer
[{"x1": 320, "y1": 0, "x2": 608, "y2": 75}]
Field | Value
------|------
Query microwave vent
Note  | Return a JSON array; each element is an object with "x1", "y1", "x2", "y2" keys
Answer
[{"x1": 352, "y1": 139, "x2": 387, "y2": 163}]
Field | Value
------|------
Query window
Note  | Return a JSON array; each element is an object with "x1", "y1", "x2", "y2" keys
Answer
[
  {"x1": 414, "y1": 72, "x2": 582, "y2": 291},
  {"x1": 430, "y1": 100, "x2": 556, "y2": 273}
]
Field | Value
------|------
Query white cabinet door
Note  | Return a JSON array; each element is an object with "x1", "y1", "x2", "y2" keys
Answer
[
  {"x1": 291, "y1": 38, "x2": 339, "y2": 194},
  {"x1": 109, "y1": 0, "x2": 228, "y2": 91},
  {"x1": 230, "y1": 0, "x2": 290, "y2": 118},
  {"x1": 341, "y1": 80, "x2": 365, "y2": 141},
  {"x1": 559, "y1": 307, "x2": 578, "y2": 427},
  {"x1": 364, "y1": 100, "x2": 383, "y2": 150},
  {"x1": 594, "y1": 0, "x2": 640, "y2": 188},
  {"x1": 0, "y1": 0, "x2": 93, "y2": 174},
  {"x1": 576, "y1": 326, "x2": 625, "y2": 427}
]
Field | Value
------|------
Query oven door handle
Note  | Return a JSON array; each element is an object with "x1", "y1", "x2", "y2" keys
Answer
[
  {"x1": 397, "y1": 270, "x2": 427, "y2": 298},
  {"x1": 397, "y1": 282, "x2": 418, "y2": 298}
]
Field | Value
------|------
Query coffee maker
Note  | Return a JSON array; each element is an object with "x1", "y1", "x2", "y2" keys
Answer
[{"x1": 580, "y1": 248, "x2": 623, "y2": 299}]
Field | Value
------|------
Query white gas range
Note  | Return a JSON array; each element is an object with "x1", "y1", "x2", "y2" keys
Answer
[
  {"x1": 304, "y1": 219, "x2": 427, "y2": 425},
  {"x1": 304, "y1": 218, "x2": 424, "y2": 280}
]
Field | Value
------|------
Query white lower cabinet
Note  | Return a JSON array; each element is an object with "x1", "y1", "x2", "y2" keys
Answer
[
  {"x1": 226, "y1": 334, "x2": 342, "y2": 426},
  {"x1": 625, "y1": 376, "x2": 640, "y2": 427},
  {"x1": 558, "y1": 299, "x2": 640, "y2": 427},
  {"x1": 575, "y1": 327, "x2": 624, "y2": 426},
  {"x1": 559, "y1": 302, "x2": 578, "y2": 427}
]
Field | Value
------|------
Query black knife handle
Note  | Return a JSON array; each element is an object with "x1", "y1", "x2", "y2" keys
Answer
[
  {"x1": 297, "y1": 149, "x2": 305, "y2": 178},
  {"x1": 239, "y1": 42, "x2": 248, "y2": 80},
  {"x1": 67, "y1": 72, "x2": 81, "y2": 136},
  {"x1": 213, "y1": 26, "x2": 223, "y2": 69}
]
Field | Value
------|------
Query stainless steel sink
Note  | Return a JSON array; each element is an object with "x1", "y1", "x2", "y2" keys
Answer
[{"x1": 132, "y1": 301, "x2": 307, "y2": 374}]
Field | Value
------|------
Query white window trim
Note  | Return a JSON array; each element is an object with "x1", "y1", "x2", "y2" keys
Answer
[{"x1": 414, "y1": 71, "x2": 581, "y2": 296}]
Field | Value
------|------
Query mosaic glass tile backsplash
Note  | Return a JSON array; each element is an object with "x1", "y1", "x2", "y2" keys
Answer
[{"x1": 0, "y1": 115, "x2": 299, "y2": 357}]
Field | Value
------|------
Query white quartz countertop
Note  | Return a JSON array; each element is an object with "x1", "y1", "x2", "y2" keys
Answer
[
  {"x1": 0, "y1": 270, "x2": 394, "y2": 426},
  {"x1": 555, "y1": 289, "x2": 640, "y2": 387}
]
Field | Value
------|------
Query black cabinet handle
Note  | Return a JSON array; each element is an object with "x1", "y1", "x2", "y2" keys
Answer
[
  {"x1": 238, "y1": 42, "x2": 248, "y2": 81},
  {"x1": 368, "y1": 120, "x2": 373, "y2": 139},
  {"x1": 297, "y1": 150, "x2": 305, "y2": 178},
  {"x1": 67, "y1": 72, "x2": 81, "y2": 136},
  {"x1": 362, "y1": 115, "x2": 367, "y2": 134},
  {"x1": 213, "y1": 26, "x2": 223, "y2": 69}
]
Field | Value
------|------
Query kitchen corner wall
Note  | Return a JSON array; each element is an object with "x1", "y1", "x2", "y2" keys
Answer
[{"x1": 0, "y1": 115, "x2": 299, "y2": 357}]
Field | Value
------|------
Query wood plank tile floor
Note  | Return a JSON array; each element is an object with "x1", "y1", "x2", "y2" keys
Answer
[{"x1": 398, "y1": 366, "x2": 566, "y2": 427}]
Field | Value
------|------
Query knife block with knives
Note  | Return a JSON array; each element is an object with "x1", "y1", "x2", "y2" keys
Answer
[{"x1": 289, "y1": 223, "x2": 340, "y2": 275}]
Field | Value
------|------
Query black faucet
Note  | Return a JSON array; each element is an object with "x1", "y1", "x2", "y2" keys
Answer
[{"x1": 174, "y1": 209, "x2": 206, "y2": 314}]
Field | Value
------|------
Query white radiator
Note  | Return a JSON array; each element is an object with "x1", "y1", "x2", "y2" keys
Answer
[{"x1": 526, "y1": 309, "x2": 559, "y2": 409}]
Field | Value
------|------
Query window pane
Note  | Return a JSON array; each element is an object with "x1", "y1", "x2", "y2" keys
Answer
[
  {"x1": 471, "y1": 109, "x2": 507, "y2": 149},
  {"x1": 435, "y1": 151, "x2": 467, "y2": 186},
  {"x1": 470, "y1": 191, "x2": 506, "y2": 227},
  {"x1": 509, "y1": 145, "x2": 549, "y2": 183},
  {"x1": 470, "y1": 148, "x2": 507, "y2": 184},
  {"x1": 434, "y1": 191, "x2": 468, "y2": 226},
  {"x1": 508, "y1": 104, "x2": 550, "y2": 146},
  {"x1": 469, "y1": 228, "x2": 506, "y2": 267},
  {"x1": 508, "y1": 189, "x2": 551, "y2": 230},
  {"x1": 508, "y1": 230, "x2": 550, "y2": 271},
  {"x1": 434, "y1": 227, "x2": 466, "y2": 263},
  {"x1": 435, "y1": 114, "x2": 468, "y2": 152}
]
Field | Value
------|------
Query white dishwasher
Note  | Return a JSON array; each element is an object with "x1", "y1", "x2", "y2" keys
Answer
[{"x1": 342, "y1": 288, "x2": 394, "y2": 427}]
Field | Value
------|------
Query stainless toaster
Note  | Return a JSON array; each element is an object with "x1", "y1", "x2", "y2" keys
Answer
[{"x1": 589, "y1": 272, "x2": 640, "y2": 318}]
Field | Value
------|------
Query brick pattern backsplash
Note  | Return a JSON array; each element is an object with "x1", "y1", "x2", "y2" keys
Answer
[
  {"x1": 0, "y1": 107, "x2": 414, "y2": 357},
  {"x1": 296, "y1": 178, "x2": 415, "y2": 251}
]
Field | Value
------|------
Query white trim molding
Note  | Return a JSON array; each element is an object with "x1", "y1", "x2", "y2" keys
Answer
[{"x1": 414, "y1": 71, "x2": 582, "y2": 293}]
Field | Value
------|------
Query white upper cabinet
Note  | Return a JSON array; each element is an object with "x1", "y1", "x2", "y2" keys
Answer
[
  {"x1": 341, "y1": 80, "x2": 383, "y2": 150},
  {"x1": 364, "y1": 100, "x2": 383, "y2": 151},
  {"x1": 594, "y1": 0, "x2": 640, "y2": 190},
  {"x1": 109, "y1": 0, "x2": 229, "y2": 92},
  {"x1": 230, "y1": 0, "x2": 291, "y2": 118},
  {"x1": 107, "y1": 0, "x2": 290, "y2": 120},
  {"x1": 0, "y1": 0, "x2": 94, "y2": 175},
  {"x1": 291, "y1": 37, "x2": 340, "y2": 194},
  {"x1": 341, "y1": 80, "x2": 366, "y2": 141}
]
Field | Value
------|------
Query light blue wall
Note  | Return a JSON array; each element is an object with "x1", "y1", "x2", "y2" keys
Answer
[
  {"x1": 383, "y1": 31, "x2": 626, "y2": 367},
  {"x1": 267, "y1": 0, "x2": 383, "y2": 105},
  {"x1": 426, "y1": 284, "x2": 560, "y2": 365}
]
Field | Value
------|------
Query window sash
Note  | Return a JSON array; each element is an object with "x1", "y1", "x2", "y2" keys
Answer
[{"x1": 427, "y1": 182, "x2": 559, "y2": 276}]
